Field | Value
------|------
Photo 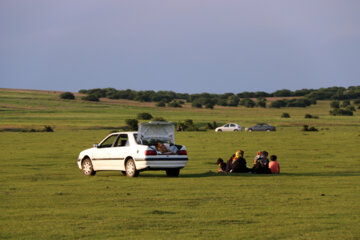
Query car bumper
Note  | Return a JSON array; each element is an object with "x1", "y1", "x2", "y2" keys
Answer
[{"x1": 135, "y1": 157, "x2": 188, "y2": 170}]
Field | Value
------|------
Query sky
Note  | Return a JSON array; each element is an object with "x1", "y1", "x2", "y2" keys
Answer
[{"x1": 0, "y1": 0, "x2": 359, "y2": 94}]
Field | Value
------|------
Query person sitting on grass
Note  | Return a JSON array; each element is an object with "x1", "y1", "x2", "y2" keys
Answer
[
  {"x1": 216, "y1": 158, "x2": 227, "y2": 173},
  {"x1": 269, "y1": 155, "x2": 280, "y2": 174},
  {"x1": 231, "y1": 150, "x2": 250, "y2": 173},
  {"x1": 252, "y1": 151, "x2": 271, "y2": 174}
]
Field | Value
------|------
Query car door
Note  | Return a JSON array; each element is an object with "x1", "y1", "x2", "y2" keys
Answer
[
  {"x1": 106, "y1": 134, "x2": 130, "y2": 170},
  {"x1": 229, "y1": 124, "x2": 236, "y2": 131},
  {"x1": 223, "y1": 124, "x2": 230, "y2": 131},
  {"x1": 91, "y1": 134, "x2": 118, "y2": 170}
]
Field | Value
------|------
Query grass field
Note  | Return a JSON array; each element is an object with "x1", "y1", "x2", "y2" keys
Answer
[{"x1": 0, "y1": 89, "x2": 359, "y2": 239}]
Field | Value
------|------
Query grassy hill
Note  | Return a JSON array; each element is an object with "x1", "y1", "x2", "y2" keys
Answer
[{"x1": 0, "y1": 88, "x2": 359, "y2": 239}]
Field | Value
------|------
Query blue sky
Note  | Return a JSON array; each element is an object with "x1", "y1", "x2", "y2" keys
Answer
[{"x1": 1, "y1": 0, "x2": 359, "y2": 94}]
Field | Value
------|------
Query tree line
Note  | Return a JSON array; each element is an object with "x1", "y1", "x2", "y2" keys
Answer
[{"x1": 72, "y1": 86, "x2": 360, "y2": 108}]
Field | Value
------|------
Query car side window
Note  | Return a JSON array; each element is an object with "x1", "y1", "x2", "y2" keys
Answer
[
  {"x1": 115, "y1": 134, "x2": 129, "y2": 147},
  {"x1": 224, "y1": 124, "x2": 229, "y2": 127},
  {"x1": 230, "y1": 124, "x2": 235, "y2": 127},
  {"x1": 99, "y1": 135, "x2": 118, "y2": 148}
]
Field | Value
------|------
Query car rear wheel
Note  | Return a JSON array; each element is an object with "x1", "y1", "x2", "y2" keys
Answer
[
  {"x1": 166, "y1": 169, "x2": 180, "y2": 177},
  {"x1": 125, "y1": 159, "x2": 139, "y2": 177},
  {"x1": 81, "y1": 158, "x2": 96, "y2": 176},
  {"x1": 234, "y1": 129, "x2": 238, "y2": 132},
  {"x1": 266, "y1": 129, "x2": 270, "y2": 132}
]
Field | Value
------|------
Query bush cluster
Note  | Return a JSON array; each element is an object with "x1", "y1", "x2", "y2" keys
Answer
[
  {"x1": 302, "y1": 125, "x2": 318, "y2": 132},
  {"x1": 270, "y1": 98, "x2": 315, "y2": 108},
  {"x1": 125, "y1": 119, "x2": 138, "y2": 131},
  {"x1": 305, "y1": 114, "x2": 319, "y2": 119},
  {"x1": 281, "y1": 113, "x2": 290, "y2": 118},
  {"x1": 60, "y1": 92, "x2": 75, "y2": 100},
  {"x1": 329, "y1": 100, "x2": 356, "y2": 116},
  {"x1": 82, "y1": 94, "x2": 99, "y2": 102},
  {"x1": 137, "y1": 112, "x2": 153, "y2": 120}
]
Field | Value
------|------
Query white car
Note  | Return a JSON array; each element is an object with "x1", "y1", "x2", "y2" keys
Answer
[
  {"x1": 77, "y1": 121, "x2": 188, "y2": 177},
  {"x1": 215, "y1": 123, "x2": 242, "y2": 132}
]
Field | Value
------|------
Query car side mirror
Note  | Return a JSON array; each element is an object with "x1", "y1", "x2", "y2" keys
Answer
[{"x1": 93, "y1": 144, "x2": 98, "y2": 148}]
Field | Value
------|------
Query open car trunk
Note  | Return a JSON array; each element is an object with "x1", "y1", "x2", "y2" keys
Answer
[
  {"x1": 137, "y1": 121, "x2": 180, "y2": 154},
  {"x1": 137, "y1": 121, "x2": 175, "y2": 144}
]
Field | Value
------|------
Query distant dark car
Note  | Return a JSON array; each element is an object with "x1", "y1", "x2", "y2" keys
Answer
[{"x1": 245, "y1": 123, "x2": 276, "y2": 132}]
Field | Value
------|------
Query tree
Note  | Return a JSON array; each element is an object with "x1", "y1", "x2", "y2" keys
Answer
[
  {"x1": 125, "y1": 119, "x2": 138, "y2": 130},
  {"x1": 82, "y1": 94, "x2": 99, "y2": 102},
  {"x1": 239, "y1": 98, "x2": 255, "y2": 108},
  {"x1": 137, "y1": 112, "x2": 153, "y2": 120},
  {"x1": 330, "y1": 101, "x2": 340, "y2": 109},
  {"x1": 60, "y1": 92, "x2": 75, "y2": 100}
]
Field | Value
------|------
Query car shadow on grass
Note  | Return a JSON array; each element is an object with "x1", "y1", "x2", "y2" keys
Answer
[{"x1": 95, "y1": 170, "x2": 358, "y2": 178}]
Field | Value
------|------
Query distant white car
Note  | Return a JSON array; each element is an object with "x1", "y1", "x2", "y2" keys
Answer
[
  {"x1": 77, "y1": 121, "x2": 188, "y2": 177},
  {"x1": 215, "y1": 123, "x2": 242, "y2": 132}
]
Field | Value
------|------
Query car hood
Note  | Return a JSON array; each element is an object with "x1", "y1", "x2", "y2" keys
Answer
[{"x1": 137, "y1": 121, "x2": 175, "y2": 144}]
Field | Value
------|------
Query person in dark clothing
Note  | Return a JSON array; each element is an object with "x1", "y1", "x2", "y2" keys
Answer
[
  {"x1": 224, "y1": 150, "x2": 250, "y2": 173},
  {"x1": 225, "y1": 154, "x2": 235, "y2": 172},
  {"x1": 251, "y1": 151, "x2": 271, "y2": 174},
  {"x1": 231, "y1": 150, "x2": 250, "y2": 173},
  {"x1": 216, "y1": 158, "x2": 227, "y2": 173}
]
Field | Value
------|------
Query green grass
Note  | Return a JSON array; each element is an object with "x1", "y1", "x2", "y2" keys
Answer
[{"x1": 0, "y1": 89, "x2": 360, "y2": 239}]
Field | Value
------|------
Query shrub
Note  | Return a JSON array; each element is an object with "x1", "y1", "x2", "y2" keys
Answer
[
  {"x1": 353, "y1": 99, "x2": 360, "y2": 105},
  {"x1": 329, "y1": 108, "x2": 353, "y2": 116},
  {"x1": 137, "y1": 112, "x2": 153, "y2": 120},
  {"x1": 305, "y1": 114, "x2": 313, "y2": 118},
  {"x1": 125, "y1": 119, "x2": 138, "y2": 131},
  {"x1": 82, "y1": 94, "x2": 99, "y2": 102},
  {"x1": 269, "y1": 100, "x2": 287, "y2": 108},
  {"x1": 340, "y1": 100, "x2": 351, "y2": 108},
  {"x1": 330, "y1": 101, "x2": 340, "y2": 109},
  {"x1": 156, "y1": 101, "x2": 166, "y2": 107},
  {"x1": 206, "y1": 121, "x2": 218, "y2": 129},
  {"x1": 43, "y1": 125, "x2": 54, "y2": 132},
  {"x1": 167, "y1": 101, "x2": 182, "y2": 108},
  {"x1": 192, "y1": 102, "x2": 202, "y2": 108},
  {"x1": 281, "y1": 112, "x2": 290, "y2": 118},
  {"x1": 226, "y1": 95, "x2": 240, "y2": 106},
  {"x1": 345, "y1": 105, "x2": 356, "y2": 112},
  {"x1": 152, "y1": 117, "x2": 167, "y2": 122},
  {"x1": 302, "y1": 125, "x2": 318, "y2": 132},
  {"x1": 205, "y1": 103, "x2": 214, "y2": 109},
  {"x1": 178, "y1": 119, "x2": 198, "y2": 131},
  {"x1": 239, "y1": 98, "x2": 255, "y2": 108},
  {"x1": 60, "y1": 92, "x2": 75, "y2": 100},
  {"x1": 256, "y1": 99, "x2": 267, "y2": 108}
]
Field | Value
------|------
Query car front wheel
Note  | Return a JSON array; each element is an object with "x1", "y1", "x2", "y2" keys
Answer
[
  {"x1": 125, "y1": 159, "x2": 139, "y2": 177},
  {"x1": 248, "y1": 129, "x2": 252, "y2": 132},
  {"x1": 217, "y1": 129, "x2": 222, "y2": 132},
  {"x1": 81, "y1": 158, "x2": 96, "y2": 176},
  {"x1": 166, "y1": 169, "x2": 180, "y2": 177}
]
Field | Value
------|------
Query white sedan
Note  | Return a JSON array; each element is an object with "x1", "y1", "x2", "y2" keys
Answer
[
  {"x1": 77, "y1": 122, "x2": 188, "y2": 177},
  {"x1": 215, "y1": 123, "x2": 242, "y2": 132}
]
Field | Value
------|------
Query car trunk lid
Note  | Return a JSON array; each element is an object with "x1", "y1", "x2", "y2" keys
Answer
[{"x1": 137, "y1": 121, "x2": 175, "y2": 144}]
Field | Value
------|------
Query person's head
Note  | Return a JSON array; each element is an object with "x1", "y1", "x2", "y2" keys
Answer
[
  {"x1": 270, "y1": 155, "x2": 277, "y2": 161},
  {"x1": 157, "y1": 142, "x2": 163, "y2": 147},
  {"x1": 217, "y1": 158, "x2": 224, "y2": 165},
  {"x1": 235, "y1": 150, "x2": 244, "y2": 158},
  {"x1": 262, "y1": 151, "x2": 268, "y2": 157}
]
